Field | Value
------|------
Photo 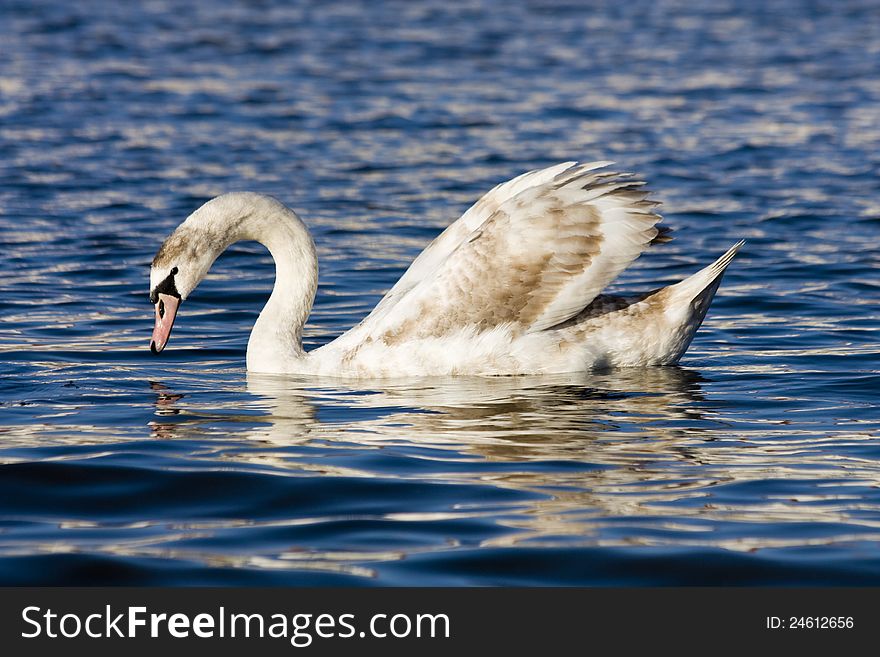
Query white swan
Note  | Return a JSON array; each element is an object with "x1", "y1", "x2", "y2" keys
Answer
[{"x1": 149, "y1": 161, "x2": 742, "y2": 377}]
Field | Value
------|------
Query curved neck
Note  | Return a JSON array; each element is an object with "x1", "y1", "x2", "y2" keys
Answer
[
  {"x1": 178, "y1": 194, "x2": 317, "y2": 371},
  {"x1": 239, "y1": 206, "x2": 318, "y2": 371},
  {"x1": 153, "y1": 193, "x2": 319, "y2": 372}
]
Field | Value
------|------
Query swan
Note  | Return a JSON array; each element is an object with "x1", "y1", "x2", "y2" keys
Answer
[{"x1": 149, "y1": 161, "x2": 743, "y2": 377}]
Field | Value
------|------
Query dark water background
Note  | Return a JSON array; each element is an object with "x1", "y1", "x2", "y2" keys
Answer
[{"x1": 1, "y1": 0, "x2": 879, "y2": 585}]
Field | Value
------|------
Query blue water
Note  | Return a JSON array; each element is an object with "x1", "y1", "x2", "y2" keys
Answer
[{"x1": 1, "y1": 0, "x2": 879, "y2": 585}]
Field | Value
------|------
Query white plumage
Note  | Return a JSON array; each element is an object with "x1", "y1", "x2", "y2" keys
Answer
[{"x1": 149, "y1": 162, "x2": 743, "y2": 377}]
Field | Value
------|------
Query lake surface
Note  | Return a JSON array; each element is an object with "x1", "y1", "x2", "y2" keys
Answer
[{"x1": 1, "y1": 0, "x2": 879, "y2": 585}]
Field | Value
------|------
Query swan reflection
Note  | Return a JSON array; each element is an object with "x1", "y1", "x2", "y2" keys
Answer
[{"x1": 242, "y1": 367, "x2": 710, "y2": 450}]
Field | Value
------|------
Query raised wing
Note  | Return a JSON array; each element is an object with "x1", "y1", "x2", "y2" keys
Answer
[
  {"x1": 355, "y1": 162, "x2": 665, "y2": 344},
  {"x1": 365, "y1": 161, "x2": 588, "y2": 323}
]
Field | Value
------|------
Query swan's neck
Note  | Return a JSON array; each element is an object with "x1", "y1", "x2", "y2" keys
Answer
[
  {"x1": 242, "y1": 208, "x2": 317, "y2": 371},
  {"x1": 153, "y1": 193, "x2": 318, "y2": 371}
]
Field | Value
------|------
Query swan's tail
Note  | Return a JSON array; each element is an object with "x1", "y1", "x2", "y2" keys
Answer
[
  {"x1": 669, "y1": 240, "x2": 744, "y2": 304},
  {"x1": 659, "y1": 240, "x2": 744, "y2": 363}
]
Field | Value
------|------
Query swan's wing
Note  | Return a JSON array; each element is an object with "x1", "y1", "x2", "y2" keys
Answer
[
  {"x1": 366, "y1": 161, "x2": 592, "y2": 321},
  {"x1": 362, "y1": 162, "x2": 664, "y2": 343}
]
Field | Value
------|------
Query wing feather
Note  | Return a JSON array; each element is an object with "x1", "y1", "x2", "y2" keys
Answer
[
  {"x1": 361, "y1": 161, "x2": 585, "y2": 325},
  {"x1": 355, "y1": 162, "x2": 665, "y2": 344}
]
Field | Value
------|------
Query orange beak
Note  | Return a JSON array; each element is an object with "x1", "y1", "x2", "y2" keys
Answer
[{"x1": 150, "y1": 293, "x2": 180, "y2": 354}]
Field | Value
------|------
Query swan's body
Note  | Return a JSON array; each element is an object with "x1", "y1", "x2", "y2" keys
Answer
[{"x1": 149, "y1": 161, "x2": 742, "y2": 377}]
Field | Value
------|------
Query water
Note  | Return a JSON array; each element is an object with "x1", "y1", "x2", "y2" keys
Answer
[{"x1": 1, "y1": 0, "x2": 879, "y2": 585}]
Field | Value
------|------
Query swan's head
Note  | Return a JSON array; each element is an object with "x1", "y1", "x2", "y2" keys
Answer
[
  {"x1": 149, "y1": 263, "x2": 182, "y2": 355},
  {"x1": 149, "y1": 246, "x2": 200, "y2": 355},
  {"x1": 149, "y1": 195, "x2": 245, "y2": 353}
]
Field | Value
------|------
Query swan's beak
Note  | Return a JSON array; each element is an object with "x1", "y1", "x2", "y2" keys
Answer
[{"x1": 150, "y1": 293, "x2": 180, "y2": 354}]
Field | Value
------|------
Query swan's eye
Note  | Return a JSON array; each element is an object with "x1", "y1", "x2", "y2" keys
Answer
[
  {"x1": 158, "y1": 299, "x2": 165, "y2": 319},
  {"x1": 150, "y1": 268, "x2": 181, "y2": 304}
]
